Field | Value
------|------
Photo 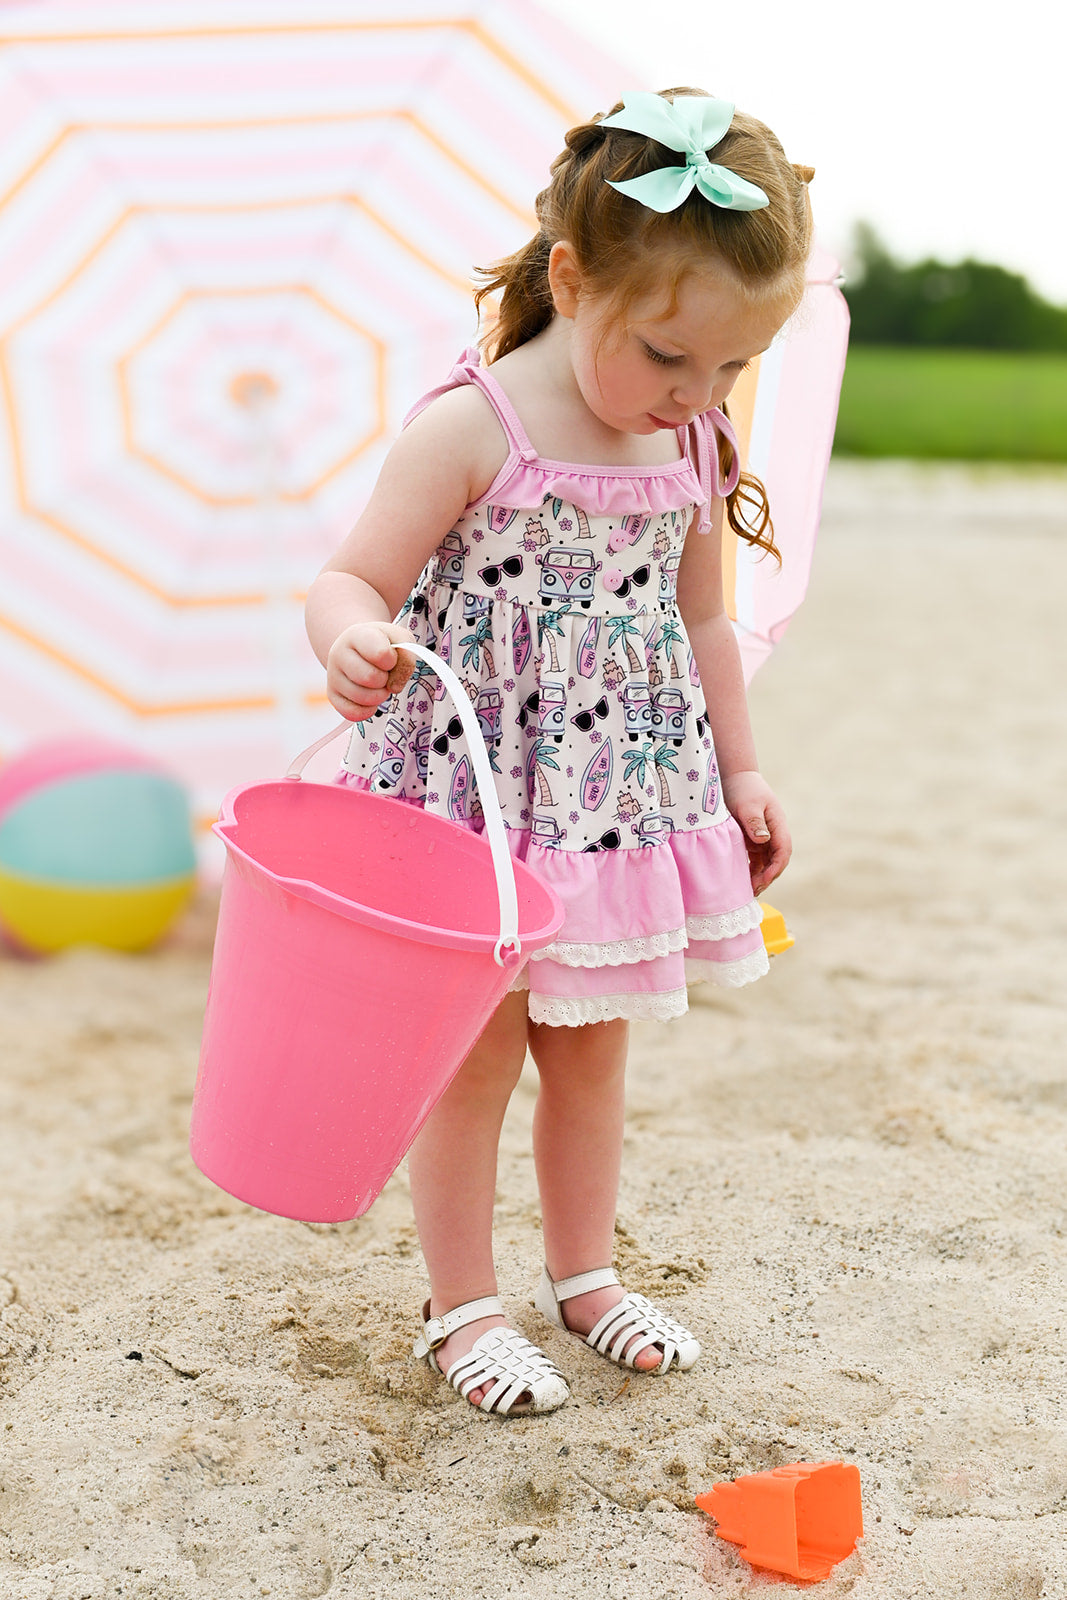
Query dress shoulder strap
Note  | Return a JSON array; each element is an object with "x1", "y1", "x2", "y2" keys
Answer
[
  {"x1": 689, "y1": 408, "x2": 741, "y2": 533},
  {"x1": 402, "y1": 346, "x2": 539, "y2": 464}
]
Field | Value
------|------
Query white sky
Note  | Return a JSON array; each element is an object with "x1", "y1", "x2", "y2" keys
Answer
[{"x1": 538, "y1": 0, "x2": 1067, "y2": 304}]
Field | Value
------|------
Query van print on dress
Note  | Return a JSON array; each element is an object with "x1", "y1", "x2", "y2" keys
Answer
[{"x1": 538, "y1": 546, "x2": 599, "y2": 608}]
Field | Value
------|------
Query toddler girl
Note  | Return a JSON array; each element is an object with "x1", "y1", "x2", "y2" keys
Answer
[{"x1": 305, "y1": 88, "x2": 812, "y2": 1416}]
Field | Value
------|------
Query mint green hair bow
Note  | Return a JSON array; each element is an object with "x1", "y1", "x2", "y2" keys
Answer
[{"x1": 600, "y1": 91, "x2": 769, "y2": 214}]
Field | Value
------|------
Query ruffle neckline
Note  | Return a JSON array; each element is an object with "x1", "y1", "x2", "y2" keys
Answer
[
  {"x1": 403, "y1": 346, "x2": 740, "y2": 532},
  {"x1": 470, "y1": 460, "x2": 704, "y2": 520}
]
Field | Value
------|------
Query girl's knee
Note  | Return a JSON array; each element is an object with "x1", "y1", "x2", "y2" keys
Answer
[
  {"x1": 528, "y1": 1017, "x2": 629, "y2": 1085},
  {"x1": 449, "y1": 993, "x2": 529, "y2": 1098}
]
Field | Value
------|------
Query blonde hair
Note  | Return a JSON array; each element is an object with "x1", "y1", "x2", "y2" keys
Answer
[{"x1": 475, "y1": 88, "x2": 814, "y2": 559}]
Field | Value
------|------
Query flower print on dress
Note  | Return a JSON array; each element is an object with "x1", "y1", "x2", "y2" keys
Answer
[
  {"x1": 523, "y1": 516, "x2": 550, "y2": 551},
  {"x1": 338, "y1": 360, "x2": 769, "y2": 1020},
  {"x1": 601, "y1": 657, "x2": 626, "y2": 693}
]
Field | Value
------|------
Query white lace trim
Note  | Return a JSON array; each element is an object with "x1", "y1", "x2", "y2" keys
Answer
[
  {"x1": 531, "y1": 926, "x2": 689, "y2": 968},
  {"x1": 685, "y1": 947, "x2": 770, "y2": 988},
  {"x1": 687, "y1": 902, "x2": 764, "y2": 940},
  {"x1": 527, "y1": 988, "x2": 690, "y2": 1027},
  {"x1": 510, "y1": 946, "x2": 769, "y2": 1023},
  {"x1": 529, "y1": 902, "x2": 764, "y2": 969}
]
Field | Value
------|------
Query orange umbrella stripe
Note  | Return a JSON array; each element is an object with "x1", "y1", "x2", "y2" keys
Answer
[
  {"x1": 0, "y1": 113, "x2": 536, "y2": 232},
  {"x1": 0, "y1": 19, "x2": 582, "y2": 126},
  {"x1": 117, "y1": 287, "x2": 389, "y2": 508},
  {"x1": 0, "y1": 187, "x2": 473, "y2": 598},
  {"x1": 0, "y1": 605, "x2": 333, "y2": 716}
]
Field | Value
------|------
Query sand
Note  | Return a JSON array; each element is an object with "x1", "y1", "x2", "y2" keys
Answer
[{"x1": 2, "y1": 459, "x2": 1066, "y2": 1600}]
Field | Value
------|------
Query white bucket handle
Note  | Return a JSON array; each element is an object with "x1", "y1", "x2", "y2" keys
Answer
[{"x1": 285, "y1": 643, "x2": 521, "y2": 966}]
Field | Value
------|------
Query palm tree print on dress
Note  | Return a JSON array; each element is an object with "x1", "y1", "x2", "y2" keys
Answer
[
  {"x1": 623, "y1": 741, "x2": 653, "y2": 789},
  {"x1": 460, "y1": 615, "x2": 496, "y2": 678},
  {"x1": 536, "y1": 608, "x2": 568, "y2": 673},
  {"x1": 606, "y1": 615, "x2": 646, "y2": 675},
  {"x1": 657, "y1": 617, "x2": 686, "y2": 679},
  {"x1": 549, "y1": 501, "x2": 592, "y2": 540},
  {"x1": 527, "y1": 735, "x2": 560, "y2": 807},
  {"x1": 652, "y1": 744, "x2": 679, "y2": 807}
]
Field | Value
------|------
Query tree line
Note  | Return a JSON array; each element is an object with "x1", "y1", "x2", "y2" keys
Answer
[{"x1": 843, "y1": 225, "x2": 1067, "y2": 351}]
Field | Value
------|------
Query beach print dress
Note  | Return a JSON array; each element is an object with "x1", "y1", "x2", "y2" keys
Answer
[{"x1": 340, "y1": 348, "x2": 769, "y2": 1025}]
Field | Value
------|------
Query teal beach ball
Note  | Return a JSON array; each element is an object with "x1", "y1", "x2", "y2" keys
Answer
[{"x1": 0, "y1": 738, "x2": 197, "y2": 953}]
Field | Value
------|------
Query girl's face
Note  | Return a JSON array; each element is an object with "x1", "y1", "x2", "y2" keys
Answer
[{"x1": 566, "y1": 266, "x2": 793, "y2": 436}]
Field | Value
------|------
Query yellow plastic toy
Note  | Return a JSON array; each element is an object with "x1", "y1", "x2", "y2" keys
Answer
[{"x1": 759, "y1": 900, "x2": 795, "y2": 956}]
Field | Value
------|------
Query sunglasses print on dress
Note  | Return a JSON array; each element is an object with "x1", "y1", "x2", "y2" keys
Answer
[
  {"x1": 516, "y1": 690, "x2": 540, "y2": 731},
  {"x1": 570, "y1": 696, "x2": 610, "y2": 732},
  {"x1": 479, "y1": 556, "x2": 524, "y2": 585},
  {"x1": 581, "y1": 828, "x2": 621, "y2": 852},
  {"x1": 610, "y1": 565, "x2": 651, "y2": 600},
  {"x1": 431, "y1": 714, "x2": 465, "y2": 755}
]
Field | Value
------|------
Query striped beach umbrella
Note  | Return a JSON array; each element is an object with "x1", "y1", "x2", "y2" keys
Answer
[
  {"x1": 0, "y1": 5, "x2": 844, "y2": 853},
  {"x1": 723, "y1": 243, "x2": 850, "y2": 683},
  {"x1": 0, "y1": 0, "x2": 627, "y2": 843}
]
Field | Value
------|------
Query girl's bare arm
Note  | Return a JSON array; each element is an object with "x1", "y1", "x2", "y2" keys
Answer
[
  {"x1": 305, "y1": 386, "x2": 505, "y2": 719},
  {"x1": 676, "y1": 498, "x2": 791, "y2": 893}
]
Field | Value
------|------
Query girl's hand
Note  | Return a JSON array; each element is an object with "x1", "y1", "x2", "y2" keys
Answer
[
  {"x1": 326, "y1": 621, "x2": 416, "y2": 720},
  {"x1": 722, "y1": 770, "x2": 791, "y2": 895}
]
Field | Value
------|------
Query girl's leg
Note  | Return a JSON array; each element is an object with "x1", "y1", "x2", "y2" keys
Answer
[
  {"x1": 527, "y1": 1018, "x2": 662, "y2": 1371},
  {"x1": 407, "y1": 990, "x2": 529, "y2": 1403}
]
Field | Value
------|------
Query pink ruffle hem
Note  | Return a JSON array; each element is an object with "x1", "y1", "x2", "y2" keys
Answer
[{"x1": 335, "y1": 772, "x2": 768, "y2": 1026}]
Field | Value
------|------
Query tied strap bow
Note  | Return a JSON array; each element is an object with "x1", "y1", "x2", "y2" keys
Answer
[{"x1": 694, "y1": 409, "x2": 741, "y2": 533}]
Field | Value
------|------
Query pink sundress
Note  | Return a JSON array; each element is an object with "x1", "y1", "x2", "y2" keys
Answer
[{"x1": 340, "y1": 348, "x2": 768, "y2": 1025}]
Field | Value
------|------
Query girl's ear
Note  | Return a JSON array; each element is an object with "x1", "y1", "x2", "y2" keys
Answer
[{"x1": 547, "y1": 240, "x2": 584, "y2": 318}]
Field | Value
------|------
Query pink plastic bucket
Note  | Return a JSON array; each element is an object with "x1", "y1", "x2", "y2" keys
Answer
[{"x1": 190, "y1": 645, "x2": 563, "y2": 1223}]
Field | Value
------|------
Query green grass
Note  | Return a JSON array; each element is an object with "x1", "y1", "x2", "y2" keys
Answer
[{"x1": 833, "y1": 345, "x2": 1067, "y2": 462}]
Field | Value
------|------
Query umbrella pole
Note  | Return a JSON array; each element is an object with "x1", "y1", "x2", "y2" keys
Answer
[{"x1": 243, "y1": 381, "x2": 306, "y2": 768}]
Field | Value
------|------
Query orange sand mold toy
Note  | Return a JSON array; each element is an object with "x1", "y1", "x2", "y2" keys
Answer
[{"x1": 695, "y1": 1461, "x2": 863, "y2": 1582}]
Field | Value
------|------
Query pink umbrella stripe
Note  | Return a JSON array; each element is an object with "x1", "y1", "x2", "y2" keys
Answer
[{"x1": 0, "y1": 2, "x2": 631, "y2": 843}]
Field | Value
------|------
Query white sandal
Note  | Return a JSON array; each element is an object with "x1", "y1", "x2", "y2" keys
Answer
[
  {"x1": 535, "y1": 1266, "x2": 701, "y2": 1374},
  {"x1": 413, "y1": 1295, "x2": 570, "y2": 1415}
]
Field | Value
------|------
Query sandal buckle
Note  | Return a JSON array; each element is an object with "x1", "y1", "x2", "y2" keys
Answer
[{"x1": 422, "y1": 1317, "x2": 448, "y2": 1352}]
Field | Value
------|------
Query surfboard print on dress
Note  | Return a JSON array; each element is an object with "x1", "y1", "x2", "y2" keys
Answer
[
  {"x1": 577, "y1": 616, "x2": 600, "y2": 678},
  {"x1": 449, "y1": 754, "x2": 473, "y2": 819},
  {"x1": 487, "y1": 505, "x2": 520, "y2": 534},
  {"x1": 619, "y1": 514, "x2": 650, "y2": 544},
  {"x1": 434, "y1": 627, "x2": 452, "y2": 700},
  {"x1": 580, "y1": 739, "x2": 613, "y2": 811},
  {"x1": 512, "y1": 609, "x2": 532, "y2": 674},
  {"x1": 703, "y1": 749, "x2": 720, "y2": 814}
]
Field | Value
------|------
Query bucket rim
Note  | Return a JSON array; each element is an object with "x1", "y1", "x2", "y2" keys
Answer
[{"x1": 214, "y1": 779, "x2": 565, "y2": 958}]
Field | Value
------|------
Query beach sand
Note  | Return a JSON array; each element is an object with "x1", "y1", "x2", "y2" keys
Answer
[{"x1": 2, "y1": 460, "x2": 1066, "y2": 1599}]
